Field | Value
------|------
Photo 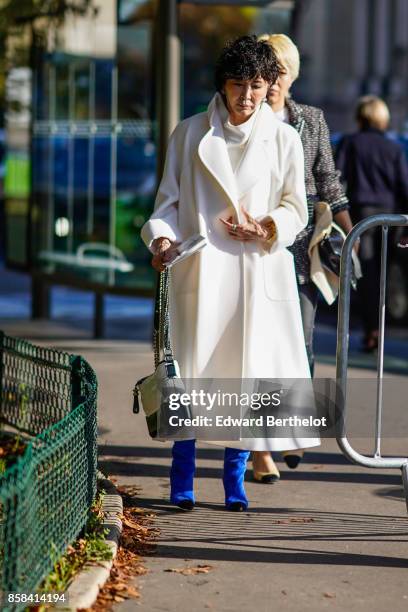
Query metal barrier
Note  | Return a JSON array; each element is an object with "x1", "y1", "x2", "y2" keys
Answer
[
  {"x1": 335, "y1": 213, "x2": 408, "y2": 510},
  {"x1": 0, "y1": 333, "x2": 97, "y2": 609}
]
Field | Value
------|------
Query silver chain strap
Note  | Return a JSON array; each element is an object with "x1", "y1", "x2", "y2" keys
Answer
[{"x1": 153, "y1": 269, "x2": 173, "y2": 369}]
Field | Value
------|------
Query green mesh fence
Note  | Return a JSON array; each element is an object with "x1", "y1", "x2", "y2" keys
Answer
[{"x1": 0, "y1": 332, "x2": 98, "y2": 610}]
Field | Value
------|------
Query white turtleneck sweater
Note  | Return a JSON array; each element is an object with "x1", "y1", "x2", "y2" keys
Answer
[{"x1": 220, "y1": 101, "x2": 261, "y2": 173}]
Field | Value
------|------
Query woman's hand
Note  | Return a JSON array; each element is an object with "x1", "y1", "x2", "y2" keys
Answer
[
  {"x1": 151, "y1": 237, "x2": 178, "y2": 271},
  {"x1": 333, "y1": 210, "x2": 360, "y2": 254},
  {"x1": 220, "y1": 206, "x2": 276, "y2": 246}
]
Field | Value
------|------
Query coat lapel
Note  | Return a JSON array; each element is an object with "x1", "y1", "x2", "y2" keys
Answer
[
  {"x1": 286, "y1": 98, "x2": 305, "y2": 138},
  {"x1": 198, "y1": 95, "x2": 239, "y2": 209},
  {"x1": 198, "y1": 94, "x2": 278, "y2": 208}
]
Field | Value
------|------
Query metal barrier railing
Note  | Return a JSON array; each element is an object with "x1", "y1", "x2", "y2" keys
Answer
[{"x1": 335, "y1": 213, "x2": 408, "y2": 510}]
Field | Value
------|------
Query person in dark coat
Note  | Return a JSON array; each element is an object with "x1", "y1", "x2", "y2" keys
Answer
[{"x1": 336, "y1": 95, "x2": 408, "y2": 352}]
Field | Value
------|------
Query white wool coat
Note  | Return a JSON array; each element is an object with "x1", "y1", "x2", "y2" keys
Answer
[{"x1": 142, "y1": 94, "x2": 320, "y2": 451}]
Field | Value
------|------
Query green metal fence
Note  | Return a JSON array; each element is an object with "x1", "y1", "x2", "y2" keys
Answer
[{"x1": 0, "y1": 332, "x2": 98, "y2": 609}]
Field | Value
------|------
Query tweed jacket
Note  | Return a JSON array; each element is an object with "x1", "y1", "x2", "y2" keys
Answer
[{"x1": 285, "y1": 98, "x2": 349, "y2": 284}]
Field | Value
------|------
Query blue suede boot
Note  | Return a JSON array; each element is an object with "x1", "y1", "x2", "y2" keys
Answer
[
  {"x1": 170, "y1": 439, "x2": 196, "y2": 510},
  {"x1": 223, "y1": 447, "x2": 250, "y2": 511}
]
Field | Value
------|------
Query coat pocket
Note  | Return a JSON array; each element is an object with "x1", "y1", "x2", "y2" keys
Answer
[{"x1": 262, "y1": 249, "x2": 299, "y2": 301}]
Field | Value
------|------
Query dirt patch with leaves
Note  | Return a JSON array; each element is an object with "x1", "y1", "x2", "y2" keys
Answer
[
  {"x1": 0, "y1": 431, "x2": 27, "y2": 474},
  {"x1": 85, "y1": 482, "x2": 160, "y2": 610},
  {"x1": 32, "y1": 492, "x2": 113, "y2": 610}
]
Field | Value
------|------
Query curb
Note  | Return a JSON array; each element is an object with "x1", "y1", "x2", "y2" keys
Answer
[{"x1": 62, "y1": 472, "x2": 123, "y2": 611}]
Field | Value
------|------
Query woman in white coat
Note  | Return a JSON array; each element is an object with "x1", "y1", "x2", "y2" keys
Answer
[{"x1": 141, "y1": 36, "x2": 318, "y2": 512}]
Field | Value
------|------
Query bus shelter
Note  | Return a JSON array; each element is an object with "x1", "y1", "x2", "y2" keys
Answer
[{"x1": 4, "y1": 0, "x2": 296, "y2": 334}]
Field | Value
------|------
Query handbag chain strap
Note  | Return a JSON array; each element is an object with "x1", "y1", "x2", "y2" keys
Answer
[{"x1": 153, "y1": 269, "x2": 173, "y2": 369}]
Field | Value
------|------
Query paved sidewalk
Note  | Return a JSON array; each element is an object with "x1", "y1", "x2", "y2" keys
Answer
[{"x1": 1, "y1": 318, "x2": 408, "y2": 612}]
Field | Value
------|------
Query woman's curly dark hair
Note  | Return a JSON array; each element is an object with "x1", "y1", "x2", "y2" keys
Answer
[{"x1": 215, "y1": 35, "x2": 280, "y2": 92}]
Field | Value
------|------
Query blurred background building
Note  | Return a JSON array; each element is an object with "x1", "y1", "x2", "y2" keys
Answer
[{"x1": 2, "y1": 0, "x2": 408, "y2": 327}]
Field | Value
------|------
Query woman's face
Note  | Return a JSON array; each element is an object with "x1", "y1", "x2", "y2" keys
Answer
[
  {"x1": 222, "y1": 76, "x2": 269, "y2": 125},
  {"x1": 267, "y1": 66, "x2": 294, "y2": 108}
]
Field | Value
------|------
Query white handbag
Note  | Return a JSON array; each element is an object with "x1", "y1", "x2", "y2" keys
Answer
[{"x1": 132, "y1": 269, "x2": 190, "y2": 439}]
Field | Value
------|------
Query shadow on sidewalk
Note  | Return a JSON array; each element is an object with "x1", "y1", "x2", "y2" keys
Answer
[
  {"x1": 143, "y1": 542, "x2": 408, "y2": 567},
  {"x1": 98, "y1": 457, "x2": 401, "y2": 486},
  {"x1": 99, "y1": 459, "x2": 402, "y2": 486},
  {"x1": 98, "y1": 445, "x2": 351, "y2": 465},
  {"x1": 122, "y1": 497, "x2": 408, "y2": 567}
]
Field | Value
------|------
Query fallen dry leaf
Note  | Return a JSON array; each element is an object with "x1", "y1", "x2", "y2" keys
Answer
[
  {"x1": 274, "y1": 517, "x2": 315, "y2": 524},
  {"x1": 165, "y1": 564, "x2": 214, "y2": 576},
  {"x1": 111, "y1": 582, "x2": 127, "y2": 591},
  {"x1": 89, "y1": 499, "x2": 158, "y2": 611},
  {"x1": 130, "y1": 506, "x2": 157, "y2": 517},
  {"x1": 126, "y1": 585, "x2": 141, "y2": 597},
  {"x1": 122, "y1": 517, "x2": 143, "y2": 530}
]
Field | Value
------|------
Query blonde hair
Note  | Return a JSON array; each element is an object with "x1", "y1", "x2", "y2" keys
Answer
[
  {"x1": 356, "y1": 96, "x2": 390, "y2": 131},
  {"x1": 258, "y1": 33, "x2": 300, "y2": 82}
]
